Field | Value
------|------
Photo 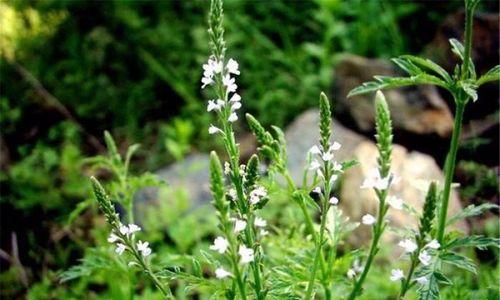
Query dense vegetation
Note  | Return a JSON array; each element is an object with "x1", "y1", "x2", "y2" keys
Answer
[{"x1": 0, "y1": 0, "x2": 498, "y2": 299}]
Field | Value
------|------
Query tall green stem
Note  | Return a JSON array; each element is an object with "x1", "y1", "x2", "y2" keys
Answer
[{"x1": 436, "y1": 102, "x2": 465, "y2": 243}]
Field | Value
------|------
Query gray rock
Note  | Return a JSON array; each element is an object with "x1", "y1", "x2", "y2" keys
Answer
[{"x1": 333, "y1": 54, "x2": 454, "y2": 137}]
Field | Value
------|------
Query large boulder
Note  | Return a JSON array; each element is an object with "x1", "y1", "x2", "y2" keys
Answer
[{"x1": 333, "y1": 55, "x2": 454, "y2": 137}]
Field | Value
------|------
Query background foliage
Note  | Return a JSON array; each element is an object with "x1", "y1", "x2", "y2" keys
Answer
[{"x1": 0, "y1": 0, "x2": 498, "y2": 299}]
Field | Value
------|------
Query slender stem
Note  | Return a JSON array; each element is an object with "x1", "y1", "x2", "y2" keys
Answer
[
  {"x1": 461, "y1": 1, "x2": 475, "y2": 81},
  {"x1": 348, "y1": 193, "x2": 388, "y2": 300},
  {"x1": 305, "y1": 203, "x2": 329, "y2": 300},
  {"x1": 436, "y1": 102, "x2": 465, "y2": 243},
  {"x1": 399, "y1": 252, "x2": 419, "y2": 298}
]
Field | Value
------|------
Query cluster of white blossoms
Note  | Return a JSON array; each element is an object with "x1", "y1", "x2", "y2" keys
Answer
[
  {"x1": 249, "y1": 186, "x2": 267, "y2": 205},
  {"x1": 202, "y1": 57, "x2": 242, "y2": 132},
  {"x1": 360, "y1": 168, "x2": 400, "y2": 190},
  {"x1": 390, "y1": 239, "x2": 440, "y2": 284},
  {"x1": 308, "y1": 142, "x2": 342, "y2": 176},
  {"x1": 107, "y1": 223, "x2": 152, "y2": 258},
  {"x1": 347, "y1": 259, "x2": 363, "y2": 279}
]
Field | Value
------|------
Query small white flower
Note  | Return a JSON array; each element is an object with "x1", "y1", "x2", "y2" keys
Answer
[
  {"x1": 215, "y1": 267, "x2": 232, "y2": 279},
  {"x1": 249, "y1": 186, "x2": 267, "y2": 205},
  {"x1": 231, "y1": 102, "x2": 242, "y2": 111},
  {"x1": 128, "y1": 224, "x2": 141, "y2": 234},
  {"x1": 415, "y1": 276, "x2": 428, "y2": 285},
  {"x1": 332, "y1": 161, "x2": 342, "y2": 172},
  {"x1": 309, "y1": 159, "x2": 321, "y2": 171},
  {"x1": 329, "y1": 196, "x2": 339, "y2": 205},
  {"x1": 330, "y1": 141, "x2": 342, "y2": 151},
  {"x1": 234, "y1": 219, "x2": 247, "y2": 233},
  {"x1": 418, "y1": 250, "x2": 432, "y2": 266},
  {"x1": 222, "y1": 74, "x2": 237, "y2": 93},
  {"x1": 312, "y1": 187, "x2": 322, "y2": 194},
  {"x1": 347, "y1": 269, "x2": 356, "y2": 279},
  {"x1": 228, "y1": 188, "x2": 237, "y2": 200},
  {"x1": 229, "y1": 93, "x2": 241, "y2": 102},
  {"x1": 260, "y1": 229, "x2": 269, "y2": 236},
  {"x1": 254, "y1": 217, "x2": 267, "y2": 227},
  {"x1": 137, "y1": 240, "x2": 151, "y2": 257},
  {"x1": 228, "y1": 113, "x2": 238, "y2": 123},
  {"x1": 201, "y1": 76, "x2": 214, "y2": 89},
  {"x1": 108, "y1": 233, "x2": 119, "y2": 243},
  {"x1": 210, "y1": 236, "x2": 229, "y2": 254},
  {"x1": 362, "y1": 214, "x2": 376, "y2": 225},
  {"x1": 212, "y1": 60, "x2": 223, "y2": 74},
  {"x1": 360, "y1": 168, "x2": 390, "y2": 190},
  {"x1": 238, "y1": 245, "x2": 254, "y2": 264},
  {"x1": 309, "y1": 145, "x2": 321, "y2": 155},
  {"x1": 399, "y1": 239, "x2": 418, "y2": 253},
  {"x1": 224, "y1": 162, "x2": 231, "y2": 175},
  {"x1": 390, "y1": 269, "x2": 404, "y2": 281},
  {"x1": 115, "y1": 243, "x2": 126, "y2": 255},
  {"x1": 119, "y1": 224, "x2": 130, "y2": 235},
  {"x1": 425, "y1": 239, "x2": 440, "y2": 249},
  {"x1": 208, "y1": 125, "x2": 221, "y2": 135},
  {"x1": 322, "y1": 151, "x2": 334, "y2": 162},
  {"x1": 387, "y1": 196, "x2": 403, "y2": 210},
  {"x1": 226, "y1": 58, "x2": 240, "y2": 75},
  {"x1": 207, "y1": 100, "x2": 221, "y2": 112}
]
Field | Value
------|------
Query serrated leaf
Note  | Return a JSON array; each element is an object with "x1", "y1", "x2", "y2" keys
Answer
[
  {"x1": 447, "y1": 203, "x2": 498, "y2": 226},
  {"x1": 477, "y1": 65, "x2": 500, "y2": 86},
  {"x1": 446, "y1": 235, "x2": 500, "y2": 250},
  {"x1": 449, "y1": 38, "x2": 476, "y2": 79},
  {"x1": 433, "y1": 272, "x2": 452, "y2": 285},
  {"x1": 399, "y1": 55, "x2": 452, "y2": 83},
  {"x1": 460, "y1": 81, "x2": 478, "y2": 102},
  {"x1": 439, "y1": 252, "x2": 477, "y2": 274},
  {"x1": 347, "y1": 74, "x2": 448, "y2": 97},
  {"x1": 392, "y1": 58, "x2": 424, "y2": 77},
  {"x1": 418, "y1": 272, "x2": 440, "y2": 300}
]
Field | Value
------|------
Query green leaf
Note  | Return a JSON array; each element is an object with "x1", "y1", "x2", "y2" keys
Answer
[
  {"x1": 447, "y1": 203, "x2": 498, "y2": 226},
  {"x1": 392, "y1": 57, "x2": 424, "y2": 77},
  {"x1": 449, "y1": 39, "x2": 476, "y2": 79},
  {"x1": 417, "y1": 272, "x2": 440, "y2": 300},
  {"x1": 399, "y1": 55, "x2": 452, "y2": 83},
  {"x1": 347, "y1": 74, "x2": 448, "y2": 97},
  {"x1": 477, "y1": 65, "x2": 500, "y2": 86},
  {"x1": 459, "y1": 81, "x2": 478, "y2": 102},
  {"x1": 439, "y1": 252, "x2": 477, "y2": 274},
  {"x1": 446, "y1": 235, "x2": 500, "y2": 250}
]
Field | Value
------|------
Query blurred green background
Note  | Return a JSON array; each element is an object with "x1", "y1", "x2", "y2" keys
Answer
[{"x1": 0, "y1": 0, "x2": 498, "y2": 299}]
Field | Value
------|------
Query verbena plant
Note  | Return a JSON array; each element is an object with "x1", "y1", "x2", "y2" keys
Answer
[{"x1": 66, "y1": 0, "x2": 499, "y2": 298}]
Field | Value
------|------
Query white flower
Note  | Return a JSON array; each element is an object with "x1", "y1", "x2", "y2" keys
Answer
[
  {"x1": 229, "y1": 93, "x2": 241, "y2": 102},
  {"x1": 231, "y1": 102, "x2": 242, "y2": 111},
  {"x1": 222, "y1": 74, "x2": 237, "y2": 93},
  {"x1": 228, "y1": 113, "x2": 238, "y2": 123},
  {"x1": 418, "y1": 250, "x2": 432, "y2": 266},
  {"x1": 260, "y1": 229, "x2": 269, "y2": 236},
  {"x1": 128, "y1": 224, "x2": 141, "y2": 234},
  {"x1": 226, "y1": 58, "x2": 240, "y2": 75},
  {"x1": 425, "y1": 239, "x2": 440, "y2": 249},
  {"x1": 330, "y1": 141, "x2": 342, "y2": 151},
  {"x1": 108, "y1": 233, "x2": 119, "y2": 243},
  {"x1": 312, "y1": 187, "x2": 322, "y2": 194},
  {"x1": 329, "y1": 196, "x2": 339, "y2": 205},
  {"x1": 254, "y1": 217, "x2": 267, "y2": 227},
  {"x1": 415, "y1": 276, "x2": 428, "y2": 285},
  {"x1": 360, "y1": 168, "x2": 390, "y2": 190},
  {"x1": 224, "y1": 162, "x2": 231, "y2": 175},
  {"x1": 208, "y1": 125, "x2": 221, "y2": 135},
  {"x1": 362, "y1": 214, "x2": 376, "y2": 225},
  {"x1": 332, "y1": 161, "x2": 342, "y2": 172},
  {"x1": 212, "y1": 60, "x2": 223, "y2": 74},
  {"x1": 234, "y1": 219, "x2": 247, "y2": 233},
  {"x1": 201, "y1": 76, "x2": 214, "y2": 89},
  {"x1": 115, "y1": 243, "x2": 126, "y2": 255},
  {"x1": 215, "y1": 267, "x2": 232, "y2": 279},
  {"x1": 390, "y1": 269, "x2": 404, "y2": 281},
  {"x1": 210, "y1": 236, "x2": 229, "y2": 254},
  {"x1": 137, "y1": 240, "x2": 152, "y2": 257},
  {"x1": 238, "y1": 245, "x2": 254, "y2": 264},
  {"x1": 347, "y1": 269, "x2": 356, "y2": 279},
  {"x1": 249, "y1": 186, "x2": 267, "y2": 205},
  {"x1": 207, "y1": 100, "x2": 222, "y2": 112},
  {"x1": 399, "y1": 239, "x2": 418, "y2": 253},
  {"x1": 309, "y1": 145, "x2": 321, "y2": 155},
  {"x1": 228, "y1": 188, "x2": 237, "y2": 200},
  {"x1": 322, "y1": 151, "x2": 334, "y2": 162},
  {"x1": 309, "y1": 159, "x2": 321, "y2": 171},
  {"x1": 387, "y1": 196, "x2": 403, "y2": 210},
  {"x1": 119, "y1": 224, "x2": 130, "y2": 235}
]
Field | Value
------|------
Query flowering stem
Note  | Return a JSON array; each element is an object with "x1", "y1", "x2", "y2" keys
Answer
[
  {"x1": 436, "y1": 101, "x2": 465, "y2": 243},
  {"x1": 348, "y1": 192, "x2": 388, "y2": 300},
  {"x1": 398, "y1": 250, "x2": 419, "y2": 299}
]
